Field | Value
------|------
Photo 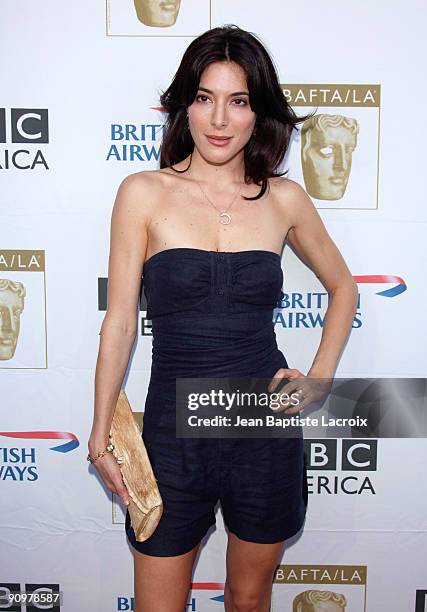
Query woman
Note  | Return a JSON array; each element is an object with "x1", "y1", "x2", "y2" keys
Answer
[{"x1": 88, "y1": 25, "x2": 358, "y2": 612}]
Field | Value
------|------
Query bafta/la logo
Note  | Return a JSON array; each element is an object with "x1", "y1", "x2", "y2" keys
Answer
[
  {"x1": 133, "y1": 0, "x2": 181, "y2": 27},
  {"x1": 274, "y1": 564, "x2": 367, "y2": 610},
  {"x1": 282, "y1": 84, "x2": 380, "y2": 209},
  {"x1": 293, "y1": 589, "x2": 347, "y2": 610},
  {"x1": 301, "y1": 113, "x2": 359, "y2": 201},
  {"x1": 0, "y1": 279, "x2": 25, "y2": 360},
  {"x1": 106, "y1": 0, "x2": 210, "y2": 38},
  {"x1": 0, "y1": 249, "x2": 47, "y2": 367},
  {"x1": 0, "y1": 108, "x2": 49, "y2": 169}
]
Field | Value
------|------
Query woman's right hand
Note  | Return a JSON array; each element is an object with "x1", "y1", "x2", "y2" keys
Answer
[{"x1": 88, "y1": 438, "x2": 131, "y2": 507}]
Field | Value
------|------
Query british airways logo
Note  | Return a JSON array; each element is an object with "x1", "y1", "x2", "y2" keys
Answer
[
  {"x1": 0, "y1": 430, "x2": 79, "y2": 453},
  {"x1": 353, "y1": 274, "x2": 407, "y2": 298},
  {"x1": 117, "y1": 583, "x2": 226, "y2": 610},
  {"x1": 275, "y1": 273, "x2": 407, "y2": 329},
  {"x1": 191, "y1": 582, "x2": 225, "y2": 604},
  {"x1": 106, "y1": 107, "x2": 166, "y2": 162},
  {"x1": 0, "y1": 431, "x2": 79, "y2": 481}
]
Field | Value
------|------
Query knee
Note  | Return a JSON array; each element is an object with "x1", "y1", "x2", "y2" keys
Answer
[{"x1": 224, "y1": 582, "x2": 271, "y2": 612}]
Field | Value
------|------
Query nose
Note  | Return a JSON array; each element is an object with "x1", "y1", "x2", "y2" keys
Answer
[
  {"x1": 333, "y1": 145, "x2": 349, "y2": 172},
  {"x1": 210, "y1": 103, "x2": 228, "y2": 129},
  {"x1": 0, "y1": 306, "x2": 17, "y2": 334}
]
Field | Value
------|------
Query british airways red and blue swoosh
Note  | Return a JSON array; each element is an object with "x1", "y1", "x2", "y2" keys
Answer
[
  {"x1": 191, "y1": 583, "x2": 225, "y2": 603},
  {"x1": 353, "y1": 275, "x2": 407, "y2": 297},
  {"x1": 0, "y1": 431, "x2": 79, "y2": 453}
]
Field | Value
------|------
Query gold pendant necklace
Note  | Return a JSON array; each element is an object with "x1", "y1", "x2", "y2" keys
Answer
[{"x1": 195, "y1": 180, "x2": 241, "y2": 224}]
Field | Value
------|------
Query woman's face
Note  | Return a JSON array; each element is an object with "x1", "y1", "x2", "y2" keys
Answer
[{"x1": 187, "y1": 61, "x2": 256, "y2": 164}]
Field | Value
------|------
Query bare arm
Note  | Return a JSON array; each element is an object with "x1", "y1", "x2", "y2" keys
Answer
[
  {"x1": 88, "y1": 172, "x2": 152, "y2": 456},
  {"x1": 279, "y1": 179, "x2": 359, "y2": 378}
]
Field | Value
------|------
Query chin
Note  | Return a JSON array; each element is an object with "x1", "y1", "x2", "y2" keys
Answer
[{"x1": 199, "y1": 145, "x2": 234, "y2": 157}]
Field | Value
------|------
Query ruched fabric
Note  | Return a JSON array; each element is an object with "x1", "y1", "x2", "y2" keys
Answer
[{"x1": 125, "y1": 248, "x2": 308, "y2": 556}]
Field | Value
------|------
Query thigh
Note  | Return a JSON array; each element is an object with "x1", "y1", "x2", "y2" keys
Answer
[
  {"x1": 225, "y1": 531, "x2": 284, "y2": 608},
  {"x1": 132, "y1": 542, "x2": 201, "y2": 612}
]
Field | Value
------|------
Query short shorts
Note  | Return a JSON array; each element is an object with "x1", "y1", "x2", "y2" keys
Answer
[{"x1": 125, "y1": 435, "x2": 308, "y2": 557}]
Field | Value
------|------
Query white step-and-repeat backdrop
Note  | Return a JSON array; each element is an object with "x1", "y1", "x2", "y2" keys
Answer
[{"x1": 1, "y1": 1, "x2": 426, "y2": 610}]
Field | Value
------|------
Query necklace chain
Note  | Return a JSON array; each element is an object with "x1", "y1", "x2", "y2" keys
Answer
[{"x1": 195, "y1": 179, "x2": 241, "y2": 225}]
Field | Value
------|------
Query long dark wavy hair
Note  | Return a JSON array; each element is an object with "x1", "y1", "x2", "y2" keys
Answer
[{"x1": 158, "y1": 24, "x2": 315, "y2": 201}]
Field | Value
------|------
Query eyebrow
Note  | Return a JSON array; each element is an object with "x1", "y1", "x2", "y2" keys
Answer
[{"x1": 198, "y1": 86, "x2": 249, "y2": 97}]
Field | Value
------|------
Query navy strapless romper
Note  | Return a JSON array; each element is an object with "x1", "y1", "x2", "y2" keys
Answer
[{"x1": 125, "y1": 247, "x2": 308, "y2": 556}]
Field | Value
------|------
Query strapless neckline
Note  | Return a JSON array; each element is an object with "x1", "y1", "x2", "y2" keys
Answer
[{"x1": 143, "y1": 247, "x2": 282, "y2": 270}]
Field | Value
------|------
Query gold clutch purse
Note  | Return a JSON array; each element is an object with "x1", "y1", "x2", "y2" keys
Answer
[{"x1": 109, "y1": 389, "x2": 163, "y2": 542}]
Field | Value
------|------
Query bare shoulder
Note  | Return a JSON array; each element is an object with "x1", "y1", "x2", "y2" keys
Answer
[
  {"x1": 113, "y1": 170, "x2": 163, "y2": 225},
  {"x1": 269, "y1": 176, "x2": 320, "y2": 228},
  {"x1": 116, "y1": 169, "x2": 161, "y2": 200}
]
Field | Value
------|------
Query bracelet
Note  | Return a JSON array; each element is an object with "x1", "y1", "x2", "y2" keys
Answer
[
  {"x1": 87, "y1": 434, "x2": 115, "y2": 464},
  {"x1": 87, "y1": 435, "x2": 125, "y2": 465}
]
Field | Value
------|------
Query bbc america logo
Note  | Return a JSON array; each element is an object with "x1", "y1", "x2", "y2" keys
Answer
[
  {"x1": 0, "y1": 109, "x2": 49, "y2": 143},
  {"x1": 0, "y1": 583, "x2": 61, "y2": 611},
  {"x1": 0, "y1": 108, "x2": 49, "y2": 170},
  {"x1": 304, "y1": 439, "x2": 378, "y2": 495},
  {"x1": 304, "y1": 439, "x2": 377, "y2": 471}
]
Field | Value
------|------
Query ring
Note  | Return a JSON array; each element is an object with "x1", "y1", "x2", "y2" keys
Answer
[{"x1": 295, "y1": 388, "x2": 304, "y2": 401}]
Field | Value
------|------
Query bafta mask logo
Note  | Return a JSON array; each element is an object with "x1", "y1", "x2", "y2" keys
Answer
[
  {"x1": 301, "y1": 113, "x2": 359, "y2": 201},
  {"x1": 0, "y1": 279, "x2": 26, "y2": 361},
  {"x1": 133, "y1": 0, "x2": 181, "y2": 27},
  {"x1": 293, "y1": 589, "x2": 347, "y2": 611}
]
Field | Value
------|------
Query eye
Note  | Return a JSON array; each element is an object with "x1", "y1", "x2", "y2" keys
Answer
[
  {"x1": 319, "y1": 146, "x2": 333, "y2": 157},
  {"x1": 196, "y1": 94, "x2": 210, "y2": 103},
  {"x1": 232, "y1": 98, "x2": 247, "y2": 106}
]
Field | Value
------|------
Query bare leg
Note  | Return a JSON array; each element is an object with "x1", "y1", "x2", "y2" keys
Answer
[
  {"x1": 132, "y1": 541, "x2": 201, "y2": 612},
  {"x1": 224, "y1": 531, "x2": 285, "y2": 612}
]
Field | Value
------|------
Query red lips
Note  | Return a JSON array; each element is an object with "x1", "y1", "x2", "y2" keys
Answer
[{"x1": 206, "y1": 135, "x2": 232, "y2": 147}]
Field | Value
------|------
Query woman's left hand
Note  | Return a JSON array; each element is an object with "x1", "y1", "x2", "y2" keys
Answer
[{"x1": 267, "y1": 367, "x2": 331, "y2": 415}]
